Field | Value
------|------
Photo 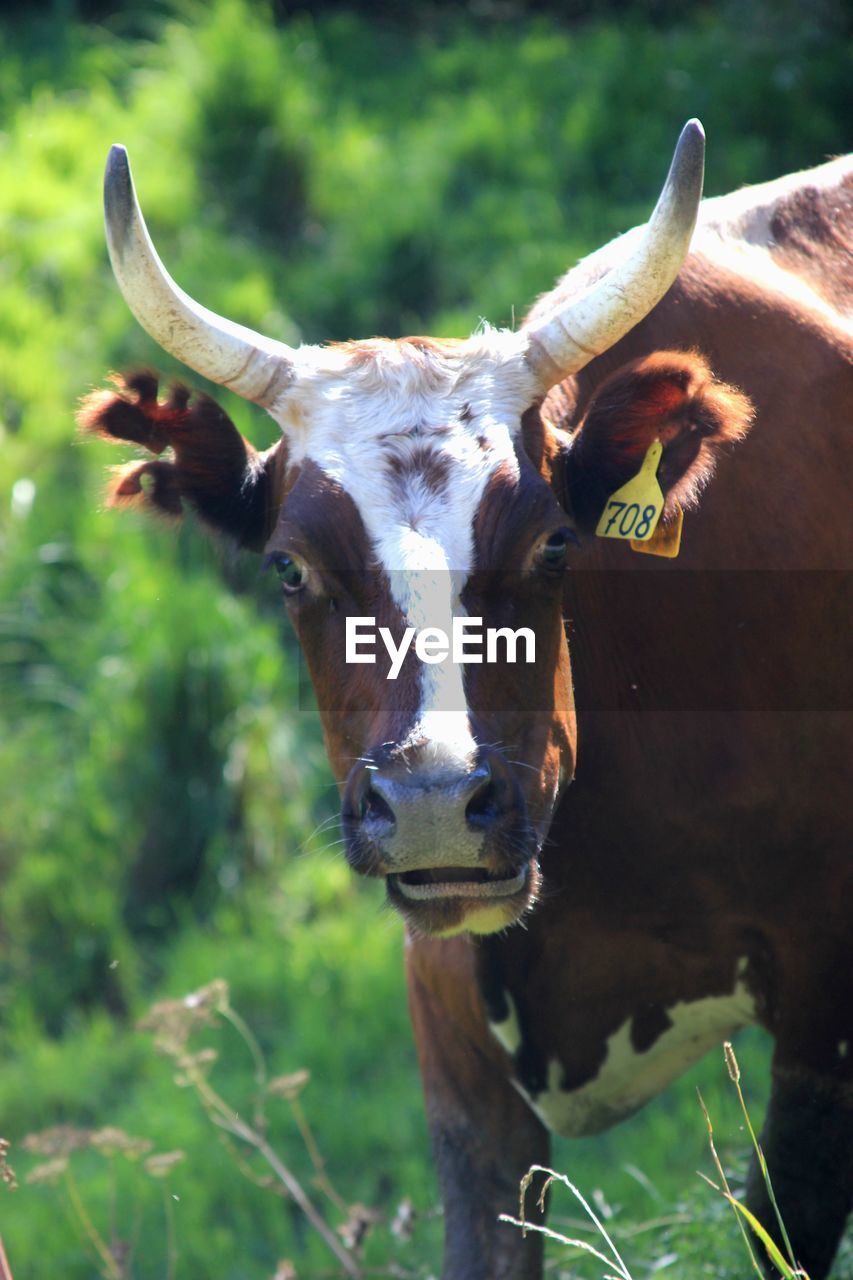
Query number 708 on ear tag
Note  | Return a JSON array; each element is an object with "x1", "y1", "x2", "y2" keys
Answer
[{"x1": 595, "y1": 440, "x2": 664, "y2": 542}]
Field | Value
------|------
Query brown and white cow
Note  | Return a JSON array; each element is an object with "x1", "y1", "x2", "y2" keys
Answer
[{"x1": 81, "y1": 123, "x2": 853, "y2": 1279}]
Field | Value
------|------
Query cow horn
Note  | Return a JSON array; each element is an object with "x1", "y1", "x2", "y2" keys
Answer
[
  {"x1": 522, "y1": 119, "x2": 705, "y2": 388},
  {"x1": 104, "y1": 145, "x2": 298, "y2": 409}
]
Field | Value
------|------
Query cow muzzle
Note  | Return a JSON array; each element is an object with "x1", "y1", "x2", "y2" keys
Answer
[{"x1": 341, "y1": 749, "x2": 540, "y2": 936}]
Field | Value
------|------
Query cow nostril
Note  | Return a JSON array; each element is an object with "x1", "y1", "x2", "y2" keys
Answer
[
  {"x1": 344, "y1": 763, "x2": 396, "y2": 833},
  {"x1": 362, "y1": 781, "x2": 395, "y2": 828},
  {"x1": 465, "y1": 777, "x2": 500, "y2": 831}
]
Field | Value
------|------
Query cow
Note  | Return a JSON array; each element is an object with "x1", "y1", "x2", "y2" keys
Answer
[{"x1": 80, "y1": 121, "x2": 853, "y2": 1279}]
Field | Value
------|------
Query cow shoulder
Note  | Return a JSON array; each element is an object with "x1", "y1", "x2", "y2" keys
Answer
[
  {"x1": 553, "y1": 350, "x2": 753, "y2": 532},
  {"x1": 767, "y1": 166, "x2": 853, "y2": 314},
  {"x1": 78, "y1": 371, "x2": 285, "y2": 550}
]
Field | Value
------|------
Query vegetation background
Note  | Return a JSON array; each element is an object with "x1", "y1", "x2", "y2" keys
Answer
[{"x1": 1, "y1": 0, "x2": 850, "y2": 1275}]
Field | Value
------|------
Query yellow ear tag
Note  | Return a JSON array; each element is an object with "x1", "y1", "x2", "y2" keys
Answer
[
  {"x1": 595, "y1": 440, "x2": 665, "y2": 543},
  {"x1": 630, "y1": 500, "x2": 683, "y2": 558}
]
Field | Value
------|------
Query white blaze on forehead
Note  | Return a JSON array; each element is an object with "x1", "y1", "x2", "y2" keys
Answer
[
  {"x1": 385, "y1": 530, "x2": 473, "y2": 763},
  {"x1": 269, "y1": 331, "x2": 539, "y2": 757}
]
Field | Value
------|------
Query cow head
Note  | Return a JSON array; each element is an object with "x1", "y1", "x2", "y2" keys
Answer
[{"x1": 82, "y1": 121, "x2": 751, "y2": 937}]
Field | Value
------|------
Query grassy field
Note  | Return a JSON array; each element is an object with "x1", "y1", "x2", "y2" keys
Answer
[{"x1": 1, "y1": 0, "x2": 851, "y2": 1274}]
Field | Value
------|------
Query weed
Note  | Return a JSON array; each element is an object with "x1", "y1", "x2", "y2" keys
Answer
[
  {"x1": 137, "y1": 979, "x2": 435, "y2": 1279},
  {"x1": 13, "y1": 982, "x2": 434, "y2": 1278},
  {"x1": 505, "y1": 1043, "x2": 818, "y2": 1278},
  {"x1": 698, "y1": 1042, "x2": 809, "y2": 1279},
  {"x1": 501, "y1": 1164, "x2": 635, "y2": 1278},
  {"x1": 19, "y1": 1124, "x2": 179, "y2": 1280}
]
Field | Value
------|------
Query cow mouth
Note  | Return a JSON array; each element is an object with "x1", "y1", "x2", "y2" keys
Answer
[{"x1": 389, "y1": 865, "x2": 529, "y2": 902}]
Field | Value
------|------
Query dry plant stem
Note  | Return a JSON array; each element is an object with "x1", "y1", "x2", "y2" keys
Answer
[
  {"x1": 162, "y1": 1183, "x2": 177, "y2": 1280},
  {"x1": 290, "y1": 1096, "x2": 349, "y2": 1214},
  {"x1": 107, "y1": 1155, "x2": 118, "y2": 1265},
  {"x1": 536, "y1": 1168, "x2": 630, "y2": 1278},
  {"x1": 216, "y1": 1129, "x2": 287, "y2": 1196},
  {"x1": 223, "y1": 1003, "x2": 348, "y2": 1213},
  {"x1": 696, "y1": 1089, "x2": 763, "y2": 1277},
  {"x1": 182, "y1": 1056, "x2": 361, "y2": 1278},
  {"x1": 0, "y1": 1234, "x2": 13, "y2": 1280},
  {"x1": 220, "y1": 1005, "x2": 268, "y2": 1134},
  {"x1": 499, "y1": 1214, "x2": 623, "y2": 1271},
  {"x1": 310, "y1": 1269, "x2": 422, "y2": 1279},
  {"x1": 63, "y1": 1167, "x2": 123, "y2": 1280},
  {"x1": 545, "y1": 1208, "x2": 691, "y2": 1239},
  {"x1": 725, "y1": 1042, "x2": 797, "y2": 1270},
  {"x1": 232, "y1": 1123, "x2": 360, "y2": 1279},
  {"x1": 124, "y1": 1193, "x2": 145, "y2": 1279},
  {"x1": 500, "y1": 1164, "x2": 632, "y2": 1280}
]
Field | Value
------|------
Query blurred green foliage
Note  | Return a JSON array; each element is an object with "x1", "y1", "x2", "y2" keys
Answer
[{"x1": 0, "y1": 0, "x2": 850, "y2": 1274}]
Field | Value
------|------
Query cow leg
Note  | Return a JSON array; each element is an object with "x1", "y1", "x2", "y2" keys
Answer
[
  {"x1": 746, "y1": 1064, "x2": 853, "y2": 1279},
  {"x1": 406, "y1": 939, "x2": 550, "y2": 1280}
]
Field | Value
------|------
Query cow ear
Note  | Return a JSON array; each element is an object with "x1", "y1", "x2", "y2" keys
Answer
[
  {"x1": 559, "y1": 351, "x2": 753, "y2": 532},
  {"x1": 78, "y1": 372, "x2": 285, "y2": 551}
]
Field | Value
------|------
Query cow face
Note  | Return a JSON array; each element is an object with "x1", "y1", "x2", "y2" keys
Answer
[
  {"x1": 83, "y1": 343, "x2": 751, "y2": 937},
  {"x1": 87, "y1": 123, "x2": 754, "y2": 936},
  {"x1": 261, "y1": 335, "x2": 576, "y2": 937}
]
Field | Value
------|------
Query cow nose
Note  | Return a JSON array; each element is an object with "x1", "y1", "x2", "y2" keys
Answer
[{"x1": 342, "y1": 750, "x2": 517, "y2": 854}]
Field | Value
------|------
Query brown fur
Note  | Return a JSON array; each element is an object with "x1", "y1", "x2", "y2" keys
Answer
[
  {"x1": 264, "y1": 458, "x2": 424, "y2": 799},
  {"x1": 407, "y1": 185, "x2": 853, "y2": 1277},
  {"x1": 560, "y1": 351, "x2": 753, "y2": 530},
  {"x1": 384, "y1": 446, "x2": 452, "y2": 498},
  {"x1": 78, "y1": 372, "x2": 286, "y2": 549}
]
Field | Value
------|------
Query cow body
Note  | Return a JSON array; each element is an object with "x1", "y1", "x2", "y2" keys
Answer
[
  {"x1": 408, "y1": 156, "x2": 853, "y2": 1279},
  {"x1": 85, "y1": 141, "x2": 852, "y2": 1278}
]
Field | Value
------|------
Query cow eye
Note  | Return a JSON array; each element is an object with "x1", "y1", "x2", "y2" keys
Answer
[
  {"x1": 271, "y1": 553, "x2": 307, "y2": 594},
  {"x1": 540, "y1": 527, "x2": 575, "y2": 569}
]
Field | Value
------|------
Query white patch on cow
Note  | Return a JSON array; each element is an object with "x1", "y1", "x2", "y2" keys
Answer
[
  {"x1": 692, "y1": 235, "x2": 850, "y2": 337},
  {"x1": 489, "y1": 991, "x2": 523, "y2": 1056},
  {"x1": 527, "y1": 154, "x2": 852, "y2": 341},
  {"x1": 269, "y1": 331, "x2": 540, "y2": 754},
  {"x1": 510, "y1": 975, "x2": 755, "y2": 1139},
  {"x1": 381, "y1": 535, "x2": 473, "y2": 749},
  {"x1": 416, "y1": 709, "x2": 478, "y2": 773},
  {"x1": 697, "y1": 153, "x2": 852, "y2": 260},
  {"x1": 839, "y1": 1040, "x2": 849, "y2": 1060}
]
